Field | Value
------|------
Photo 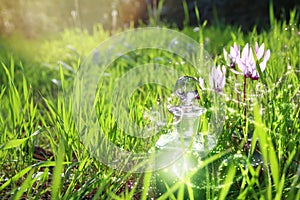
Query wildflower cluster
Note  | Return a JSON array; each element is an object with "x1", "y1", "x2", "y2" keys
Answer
[
  {"x1": 224, "y1": 42, "x2": 270, "y2": 80},
  {"x1": 205, "y1": 42, "x2": 271, "y2": 94}
]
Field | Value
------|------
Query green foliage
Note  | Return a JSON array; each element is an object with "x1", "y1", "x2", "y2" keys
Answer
[{"x1": 35, "y1": 25, "x2": 110, "y2": 68}]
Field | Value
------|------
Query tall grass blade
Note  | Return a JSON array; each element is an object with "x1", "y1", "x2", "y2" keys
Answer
[
  {"x1": 0, "y1": 138, "x2": 28, "y2": 150},
  {"x1": 0, "y1": 166, "x2": 32, "y2": 191},
  {"x1": 254, "y1": 102, "x2": 279, "y2": 197},
  {"x1": 11, "y1": 170, "x2": 34, "y2": 200},
  {"x1": 51, "y1": 140, "x2": 65, "y2": 200},
  {"x1": 141, "y1": 171, "x2": 152, "y2": 200},
  {"x1": 218, "y1": 164, "x2": 237, "y2": 200}
]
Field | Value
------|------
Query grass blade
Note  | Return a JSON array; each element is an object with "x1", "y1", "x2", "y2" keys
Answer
[
  {"x1": 141, "y1": 172, "x2": 152, "y2": 200},
  {"x1": 11, "y1": 170, "x2": 34, "y2": 200},
  {"x1": 0, "y1": 138, "x2": 29, "y2": 150},
  {"x1": 218, "y1": 165, "x2": 237, "y2": 200},
  {"x1": 0, "y1": 166, "x2": 32, "y2": 191},
  {"x1": 51, "y1": 140, "x2": 65, "y2": 200}
]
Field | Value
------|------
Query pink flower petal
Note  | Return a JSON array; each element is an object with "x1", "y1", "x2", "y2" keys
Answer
[
  {"x1": 199, "y1": 78, "x2": 205, "y2": 90},
  {"x1": 233, "y1": 43, "x2": 239, "y2": 54},
  {"x1": 248, "y1": 48, "x2": 255, "y2": 64},
  {"x1": 256, "y1": 43, "x2": 265, "y2": 60},
  {"x1": 241, "y1": 43, "x2": 249, "y2": 60},
  {"x1": 210, "y1": 65, "x2": 226, "y2": 93},
  {"x1": 259, "y1": 61, "x2": 267, "y2": 72},
  {"x1": 236, "y1": 57, "x2": 246, "y2": 73},
  {"x1": 264, "y1": 49, "x2": 271, "y2": 62},
  {"x1": 230, "y1": 68, "x2": 243, "y2": 75}
]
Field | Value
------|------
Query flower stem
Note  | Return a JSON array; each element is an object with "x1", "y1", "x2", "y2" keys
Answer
[
  {"x1": 243, "y1": 76, "x2": 247, "y2": 125},
  {"x1": 236, "y1": 74, "x2": 240, "y2": 109}
]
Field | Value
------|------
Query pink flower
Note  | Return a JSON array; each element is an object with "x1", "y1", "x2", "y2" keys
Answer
[
  {"x1": 229, "y1": 43, "x2": 240, "y2": 63},
  {"x1": 255, "y1": 42, "x2": 271, "y2": 76},
  {"x1": 231, "y1": 43, "x2": 270, "y2": 80},
  {"x1": 223, "y1": 42, "x2": 240, "y2": 68},
  {"x1": 235, "y1": 43, "x2": 256, "y2": 78},
  {"x1": 210, "y1": 65, "x2": 226, "y2": 93},
  {"x1": 255, "y1": 42, "x2": 265, "y2": 60}
]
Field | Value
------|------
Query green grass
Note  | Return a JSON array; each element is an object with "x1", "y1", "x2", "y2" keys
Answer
[{"x1": 0, "y1": 10, "x2": 300, "y2": 199}]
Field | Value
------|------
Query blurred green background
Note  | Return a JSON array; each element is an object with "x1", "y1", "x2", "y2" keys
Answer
[
  {"x1": 0, "y1": 0, "x2": 299, "y2": 38},
  {"x1": 0, "y1": 0, "x2": 298, "y2": 89}
]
